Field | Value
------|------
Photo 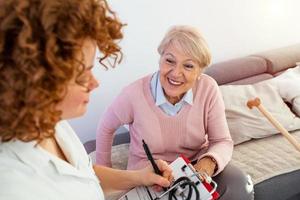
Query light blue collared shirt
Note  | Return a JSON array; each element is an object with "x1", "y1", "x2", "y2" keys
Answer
[{"x1": 150, "y1": 71, "x2": 193, "y2": 116}]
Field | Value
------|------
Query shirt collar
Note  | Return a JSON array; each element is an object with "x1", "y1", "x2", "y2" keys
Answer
[
  {"x1": 3, "y1": 139, "x2": 50, "y2": 171},
  {"x1": 153, "y1": 71, "x2": 193, "y2": 106},
  {"x1": 50, "y1": 120, "x2": 94, "y2": 178},
  {"x1": 3, "y1": 121, "x2": 95, "y2": 180}
]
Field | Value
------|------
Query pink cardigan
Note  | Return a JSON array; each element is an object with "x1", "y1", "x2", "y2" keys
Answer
[{"x1": 96, "y1": 73, "x2": 233, "y2": 175}]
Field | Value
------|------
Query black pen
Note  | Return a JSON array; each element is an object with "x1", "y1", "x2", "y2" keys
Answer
[{"x1": 142, "y1": 139, "x2": 163, "y2": 176}]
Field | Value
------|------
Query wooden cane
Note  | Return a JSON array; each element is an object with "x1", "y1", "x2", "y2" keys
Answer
[{"x1": 247, "y1": 97, "x2": 300, "y2": 152}]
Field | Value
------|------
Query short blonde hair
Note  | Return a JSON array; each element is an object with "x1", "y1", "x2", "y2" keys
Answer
[{"x1": 158, "y1": 25, "x2": 211, "y2": 68}]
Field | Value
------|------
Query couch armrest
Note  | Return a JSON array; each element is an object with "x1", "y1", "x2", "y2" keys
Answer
[
  {"x1": 83, "y1": 126, "x2": 130, "y2": 154},
  {"x1": 112, "y1": 126, "x2": 130, "y2": 146}
]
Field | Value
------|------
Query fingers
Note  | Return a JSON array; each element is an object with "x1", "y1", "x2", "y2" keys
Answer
[
  {"x1": 151, "y1": 174, "x2": 171, "y2": 187},
  {"x1": 163, "y1": 169, "x2": 173, "y2": 183},
  {"x1": 143, "y1": 159, "x2": 172, "y2": 187},
  {"x1": 155, "y1": 159, "x2": 173, "y2": 182}
]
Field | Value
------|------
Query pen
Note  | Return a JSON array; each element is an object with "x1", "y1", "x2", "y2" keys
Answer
[{"x1": 142, "y1": 139, "x2": 163, "y2": 176}]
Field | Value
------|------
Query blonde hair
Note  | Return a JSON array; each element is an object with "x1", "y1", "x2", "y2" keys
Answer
[{"x1": 158, "y1": 25, "x2": 211, "y2": 68}]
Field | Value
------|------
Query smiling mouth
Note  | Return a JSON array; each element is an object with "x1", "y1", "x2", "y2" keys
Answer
[{"x1": 167, "y1": 78, "x2": 183, "y2": 86}]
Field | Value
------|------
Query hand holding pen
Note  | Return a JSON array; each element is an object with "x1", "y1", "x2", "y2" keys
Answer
[
  {"x1": 142, "y1": 140, "x2": 163, "y2": 176},
  {"x1": 142, "y1": 140, "x2": 173, "y2": 190}
]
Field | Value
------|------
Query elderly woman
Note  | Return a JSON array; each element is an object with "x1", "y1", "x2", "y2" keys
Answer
[
  {"x1": 0, "y1": 0, "x2": 172, "y2": 199},
  {"x1": 96, "y1": 25, "x2": 254, "y2": 199}
]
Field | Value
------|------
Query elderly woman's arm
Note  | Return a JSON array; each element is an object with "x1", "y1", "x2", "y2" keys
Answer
[
  {"x1": 93, "y1": 160, "x2": 172, "y2": 195},
  {"x1": 96, "y1": 88, "x2": 134, "y2": 166},
  {"x1": 194, "y1": 82, "x2": 233, "y2": 176},
  {"x1": 96, "y1": 109, "x2": 122, "y2": 167}
]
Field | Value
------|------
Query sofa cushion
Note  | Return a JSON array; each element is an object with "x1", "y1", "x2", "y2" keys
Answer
[
  {"x1": 227, "y1": 73, "x2": 273, "y2": 85},
  {"x1": 205, "y1": 56, "x2": 268, "y2": 85},
  {"x1": 232, "y1": 129, "x2": 300, "y2": 184},
  {"x1": 220, "y1": 81, "x2": 300, "y2": 145},
  {"x1": 253, "y1": 44, "x2": 300, "y2": 74}
]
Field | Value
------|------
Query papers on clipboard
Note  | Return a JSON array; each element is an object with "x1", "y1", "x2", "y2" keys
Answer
[{"x1": 118, "y1": 156, "x2": 219, "y2": 200}]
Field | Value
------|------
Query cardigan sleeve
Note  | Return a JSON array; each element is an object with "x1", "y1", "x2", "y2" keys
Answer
[
  {"x1": 96, "y1": 87, "x2": 134, "y2": 167},
  {"x1": 198, "y1": 81, "x2": 233, "y2": 176}
]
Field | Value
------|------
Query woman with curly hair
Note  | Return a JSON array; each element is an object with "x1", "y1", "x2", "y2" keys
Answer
[{"x1": 0, "y1": 0, "x2": 172, "y2": 199}]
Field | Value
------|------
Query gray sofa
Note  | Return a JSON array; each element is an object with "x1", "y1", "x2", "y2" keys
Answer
[{"x1": 85, "y1": 43, "x2": 300, "y2": 200}]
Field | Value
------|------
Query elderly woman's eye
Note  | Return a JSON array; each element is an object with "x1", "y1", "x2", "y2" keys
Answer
[
  {"x1": 166, "y1": 58, "x2": 175, "y2": 64},
  {"x1": 184, "y1": 64, "x2": 194, "y2": 69}
]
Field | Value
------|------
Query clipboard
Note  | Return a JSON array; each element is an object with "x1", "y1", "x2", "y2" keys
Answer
[{"x1": 118, "y1": 156, "x2": 219, "y2": 200}]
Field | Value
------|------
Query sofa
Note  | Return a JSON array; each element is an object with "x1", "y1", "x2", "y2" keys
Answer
[
  {"x1": 84, "y1": 43, "x2": 300, "y2": 200},
  {"x1": 205, "y1": 44, "x2": 300, "y2": 200}
]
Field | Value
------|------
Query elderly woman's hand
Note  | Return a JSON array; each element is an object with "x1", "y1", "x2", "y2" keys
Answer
[
  {"x1": 138, "y1": 159, "x2": 173, "y2": 188},
  {"x1": 194, "y1": 156, "x2": 217, "y2": 178}
]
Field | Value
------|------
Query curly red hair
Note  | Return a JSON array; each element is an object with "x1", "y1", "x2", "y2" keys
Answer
[{"x1": 0, "y1": 0, "x2": 123, "y2": 142}]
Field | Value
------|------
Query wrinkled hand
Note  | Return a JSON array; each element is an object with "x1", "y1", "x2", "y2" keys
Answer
[
  {"x1": 138, "y1": 159, "x2": 173, "y2": 188},
  {"x1": 193, "y1": 157, "x2": 216, "y2": 178}
]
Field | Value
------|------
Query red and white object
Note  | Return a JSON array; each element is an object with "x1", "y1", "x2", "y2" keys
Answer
[
  {"x1": 118, "y1": 156, "x2": 219, "y2": 200},
  {"x1": 170, "y1": 155, "x2": 219, "y2": 200}
]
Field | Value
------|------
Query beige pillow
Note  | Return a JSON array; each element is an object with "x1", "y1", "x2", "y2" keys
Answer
[{"x1": 220, "y1": 82, "x2": 300, "y2": 145}]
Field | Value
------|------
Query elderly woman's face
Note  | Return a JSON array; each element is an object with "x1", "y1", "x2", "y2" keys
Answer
[{"x1": 159, "y1": 44, "x2": 201, "y2": 104}]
